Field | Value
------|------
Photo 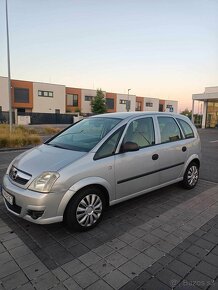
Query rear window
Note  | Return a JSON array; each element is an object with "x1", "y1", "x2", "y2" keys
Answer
[
  {"x1": 158, "y1": 117, "x2": 182, "y2": 143},
  {"x1": 176, "y1": 118, "x2": 194, "y2": 139}
]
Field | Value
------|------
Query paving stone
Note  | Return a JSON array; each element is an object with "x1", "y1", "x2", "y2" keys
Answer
[
  {"x1": 103, "y1": 269, "x2": 130, "y2": 289},
  {"x1": 156, "y1": 268, "x2": 182, "y2": 288},
  {"x1": 158, "y1": 255, "x2": 174, "y2": 266},
  {"x1": 63, "y1": 277, "x2": 82, "y2": 290},
  {"x1": 0, "y1": 225, "x2": 11, "y2": 234},
  {"x1": 106, "y1": 238, "x2": 126, "y2": 250},
  {"x1": 22, "y1": 261, "x2": 49, "y2": 280},
  {"x1": 202, "y1": 233, "x2": 218, "y2": 244},
  {"x1": 133, "y1": 270, "x2": 151, "y2": 286},
  {"x1": 59, "y1": 236, "x2": 78, "y2": 248},
  {"x1": 52, "y1": 267, "x2": 69, "y2": 281},
  {"x1": 73, "y1": 268, "x2": 98, "y2": 288},
  {"x1": 132, "y1": 253, "x2": 154, "y2": 268},
  {"x1": 15, "y1": 252, "x2": 39, "y2": 269},
  {"x1": 168, "y1": 259, "x2": 192, "y2": 277},
  {"x1": 146, "y1": 262, "x2": 164, "y2": 275},
  {"x1": 178, "y1": 251, "x2": 201, "y2": 267},
  {"x1": 2, "y1": 270, "x2": 28, "y2": 290},
  {"x1": 177, "y1": 240, "x2": 192, "y2": 251},
  {"x1": 142, "y1": 233, "x2": 160, "y2": 244},
  {"x1": 119, "y1": 232, "x2": 137, "y2": 244},
  {"x1": 0, "y1": 260, "x2": 20, "y2": 279},
  {"x1": 44, "y1": 244, "x2": 74, "y2": 266},
  {"x1": 142, "y1": 277, "x2": 171, "y2": 290},
  {"x1": 9, "y1": 244, "x2": 31, "y2": 259},
  {"x1": 105, "y1": 251, "x2": 128, "y2": 268},
  {"x1": 119, "y1": 280, "x2": 139, "y2": 290},
  {"x1": 82, "y1": 236, "x2": 102, "y2": 249},
  {"x1": 186, "y1": 245, "x2": 208, "y2": 259},
  {"x1": 68, "y1": 243, "x2": 89, "y2": 258},
  {"x1": 86, "y1": 279, "x2": 113, "y2": 290},
  {"x1": 211, "y1": 246, "x2": 218, "y2": 256},
  {"x1": 78, "y1": 250, "x2": 101, "y2": 267},
  {"x1": 155, "y1": 239, "x2": 175, "y2": 253},
  {"x1": 128, "y1": 227, "x2": 146, "y2": 238},
  {"x1": 0, "y1": 232, "x2": 17, "y2": 242},
  {"x1": 204, "y1": 252, "x2": 218, "y2": 267},
  {"x1": 3, "y1": 237, "x2": 23, "y2": 250},
  {"x1": 195, "y1": 238, "x2": 215, "y2": 252},
  {"x1": 92, "y1": 244, "x2": 114, "y2": 258},
  {"x1": 90, "y1": 259, "x2": 115, "y2": 277},
  {"x1": 16, "y1": 282, "x2": 35, "y2": 290},
  {"x1": 0, "y1": 251, "x2": 12, "y2": 265},
  {"x1": 169, "y1": 247, "x2": 184, "y2": 258},
  {"x1": 185, "y1": 270, "x2": 214, "y2": 289},
  {"x1": 130, "y1": 238, "x2": 151, "y2": 252},
  {"x1": 50, "y1": 284, "x2": 68, "y2": 290},
  {"x1": 0, "y1": 243, "x2": 5, "y2": 254},
  {"x1": 144, "y1": 246, "x2": 165, "y2": 260},
  {"x1": 151, "y1": 228, "x2": 169, "y2": 239},
  {"x1": 196, "y1": 261, "x2": 218, "y2": 279},
  {"x1": 119, "y1": 260, "x2": 143, "y2": 278},
  {"x1": 119, "y1": 245, "x2": 140, "y2": 259},
  {"x1": 32, "y1": 271, "x2": 59, "y2": 290},
  {"x1": 61, "y1": 259, "x2": 86, "y2": 276}
]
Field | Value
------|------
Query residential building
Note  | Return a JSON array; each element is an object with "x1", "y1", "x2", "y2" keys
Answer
[
  {"x1": 192, "y1": 86, "x2": 218, "y2": 128},
  {"x1": 0, "y1": 76, "x2": 179, "y2": 123}
]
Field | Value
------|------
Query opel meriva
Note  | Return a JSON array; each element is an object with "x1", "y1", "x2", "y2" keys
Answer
[{"x1": 2, "y1": 112, "x2": 201, "y2": 231}]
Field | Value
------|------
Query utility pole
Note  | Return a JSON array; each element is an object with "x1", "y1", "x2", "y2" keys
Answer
[
  {"x1": 126, "y1": 88, "x2": 131, "y2": 112},
  {"x1": 6, "y1": 0, "x2": 12, "y2": 133}
]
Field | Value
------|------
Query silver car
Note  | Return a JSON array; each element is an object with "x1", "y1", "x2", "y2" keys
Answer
[{"x1": 2, "y1": 112, "x2": 201, "y2": 231}]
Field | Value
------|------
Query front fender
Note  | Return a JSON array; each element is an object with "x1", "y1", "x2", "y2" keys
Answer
[{"x1": 57, "y1": 177, "x2": 113, "y2": 216}]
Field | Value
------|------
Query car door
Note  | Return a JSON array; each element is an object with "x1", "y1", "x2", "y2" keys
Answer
[
  {"x1": 154, "y1": 116, "x2": 188, "y2": 184},
  {"x1": 115, "y1": 116, "x2": 160, "y2": 200}
]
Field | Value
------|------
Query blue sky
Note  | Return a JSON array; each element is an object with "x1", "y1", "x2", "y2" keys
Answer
[{"x1": 0, "y1": 0, "x2": 217, "y2": 111}]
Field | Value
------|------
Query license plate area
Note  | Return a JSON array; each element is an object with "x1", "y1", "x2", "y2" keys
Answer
[{"x1": 2, "y1": 188, "x2": 14, "y2": 205}]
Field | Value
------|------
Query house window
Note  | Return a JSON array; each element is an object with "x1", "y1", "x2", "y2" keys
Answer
[
  {"x1": 85, "y1": 96, "x2": 93, "y2": 101},
  {"x1": 38, "y1": 90, "x2": 53, "y2": 97},
  {"x1": 146, "y1": 102, "x2": 153, "y2": 107},
  {"x1": 14, "y1": 88, "x2": 29, "y2": 103},
  {"x1": 67, "y1": 94, "x2": 78, "y2": 107},
  {"x1": 106, "y1": 98, "x2": 114, "y2": 110},
  {"x1": 136, "y1": 101, "x2": 142, "y2": 111},
  {"x1": 120, "y1": 99, "x2": 127, "y2": 104}
]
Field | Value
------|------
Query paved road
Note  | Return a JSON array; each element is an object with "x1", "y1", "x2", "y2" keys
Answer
[{"x1": 0, "y1": 129, "x2": 217, "y2": 289}]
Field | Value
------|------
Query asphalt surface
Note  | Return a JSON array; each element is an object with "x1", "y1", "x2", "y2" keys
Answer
[{"x1": 0, "y1": 129, "x2": 217, "y2": 290}]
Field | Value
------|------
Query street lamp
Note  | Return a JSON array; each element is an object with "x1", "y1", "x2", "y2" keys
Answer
[
  {"x1": 126, "y1": 88, "x2": 131, "y2": 112},
  {"x1": 5, "y1": 0, "x2": 12, "y2": 133}
]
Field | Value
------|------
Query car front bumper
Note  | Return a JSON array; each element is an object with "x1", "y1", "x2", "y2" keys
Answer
[{"x1": 2, "y1": 174, "x2": 63, "y2": 224}]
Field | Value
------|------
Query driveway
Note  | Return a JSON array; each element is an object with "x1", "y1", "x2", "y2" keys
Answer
[{"x1": 0, "y1": 129, "x2": 217, "y2": 289}]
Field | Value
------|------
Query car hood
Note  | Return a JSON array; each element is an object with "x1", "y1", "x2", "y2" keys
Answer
[{"x1": 12, "y1": 144, "x2": 86, "y2": 176}]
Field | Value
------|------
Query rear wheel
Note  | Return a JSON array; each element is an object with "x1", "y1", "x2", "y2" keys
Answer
[
  {"x1": 182, "y1": 162, "x2": 199, "y2": 189},
  {"x1": 65, "y1": 187, "x2": 105, "y2": 231}
]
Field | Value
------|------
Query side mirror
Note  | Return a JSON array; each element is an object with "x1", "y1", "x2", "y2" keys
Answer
[{"x1": 122, "y1": 142, "x2": 139, "y2": 153}]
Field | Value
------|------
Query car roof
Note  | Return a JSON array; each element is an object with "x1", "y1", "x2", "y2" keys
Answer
[{"x1": 91, "y1": 111, "x2": 184, "y2": 120}]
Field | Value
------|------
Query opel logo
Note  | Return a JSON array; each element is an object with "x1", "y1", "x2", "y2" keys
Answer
[{"x1": 12, "y1": 169, "x2": 18, "y2": 180}]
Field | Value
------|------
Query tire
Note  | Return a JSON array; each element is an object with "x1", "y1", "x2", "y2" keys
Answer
[
  {"x1": 65, "y1": 187, "x2": 106, "y2": 231},
  {"x1": 182, "y1": 162, "x2": 199, "y2": 189}
]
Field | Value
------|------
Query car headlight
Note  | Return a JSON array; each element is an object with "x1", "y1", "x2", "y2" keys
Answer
[{"x1": 28, "y1": 172, "x2": 59, "y2": 193}]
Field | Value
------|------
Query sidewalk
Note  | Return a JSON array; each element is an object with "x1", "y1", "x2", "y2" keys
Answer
[{"x1": 0, "y1": 183, "x2": 218, "y2": 289}]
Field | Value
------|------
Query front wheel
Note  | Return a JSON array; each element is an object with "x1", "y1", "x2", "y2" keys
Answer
[
  {"x1": 65, "y1": 187, "x2": 106, "y2": 231},
  {"x1": 182, "y1": 162, "x2": 199, "y2": 189}
]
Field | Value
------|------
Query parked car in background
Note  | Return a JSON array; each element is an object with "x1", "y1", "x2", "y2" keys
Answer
[{"x1": 2, "y1": 112, "x2": 201, "y2": 231}]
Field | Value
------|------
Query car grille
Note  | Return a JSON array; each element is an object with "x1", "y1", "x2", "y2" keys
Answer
[{"x1": 9, "y1": 166, "x2": 32, "y2": 186}]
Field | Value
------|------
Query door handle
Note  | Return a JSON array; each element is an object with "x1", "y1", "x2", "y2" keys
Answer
[
  {"x1": 182, "y1": 146, "x2": 187, "y2": 152},
  {"x1": 152, "y1": 154, "x2": 159, "y2": 160}
]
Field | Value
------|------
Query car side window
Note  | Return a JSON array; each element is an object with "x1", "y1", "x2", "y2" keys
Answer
[
  {"x1": 158, "y1": 117, "x2": 182, "y2": 143},
  {"x1": 176, "y1": 118, "x2": 194, "y2": 139},
  {"x1": 123, "y1": 117, "x2": 155, "y2": 148},
  {"x1": 94, "y1": 126, "x2": 125, "y2": 160}
]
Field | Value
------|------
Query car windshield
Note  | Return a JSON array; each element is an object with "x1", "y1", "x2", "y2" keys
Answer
[{"x1": 47, "y1": 117, "x2": 121, "y2": 152}]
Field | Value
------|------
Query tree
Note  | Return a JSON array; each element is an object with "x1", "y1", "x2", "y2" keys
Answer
[
  {"x1": 180, "y1": 108, "x2": 192, "y2": 119},
  {"x1": 91, "y1": 89, "x2": 107, "y2": 114}
]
